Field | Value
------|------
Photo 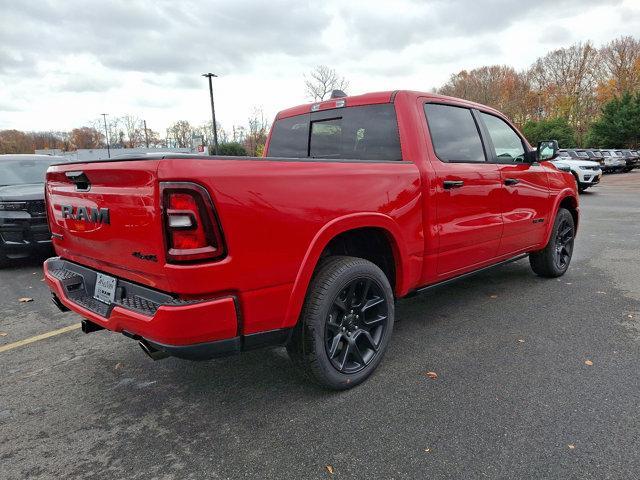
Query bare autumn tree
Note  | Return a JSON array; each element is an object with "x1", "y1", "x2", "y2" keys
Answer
[
  {"x1": 529, "y1": 41, "x2": 602, "y2": 143},
  {"x1": 244, "y1": 108, "x2": 269, "y2": 156},
  {"x1": 167, "y1": 120, "x2": 193, "y2": 148},
  {"x1": 144, "y1": 128, "x2": 164, "y2": 148},
  {"x1": 193, "y1": 121, "x2": 226, "y2": 147},
  {"x1": 438, "y1": 65, "x2": 537, "y2": 126},
  {"x1": 69, "y1": 127, "x2": 104, "y2": 150},
  {"x1": 304, "y1": 65, "x2": 350, "y2": 101},
  {"x1": 121, "y1": 115, "x2": 145, "y2": 148},
  {"x1": 598, "y1": 36, "x2": 640, "y2": 100},
  {"x1": 0, "y1": 130, "x2": 32, "y2": 154}
]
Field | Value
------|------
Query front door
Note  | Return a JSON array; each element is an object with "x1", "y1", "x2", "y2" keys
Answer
[
  {"x1": 477, "y1": 112, "x2": 550, "y2": 255},
  {"x1": 423, "y1": 103, "x2": 504, "y2": 275}
]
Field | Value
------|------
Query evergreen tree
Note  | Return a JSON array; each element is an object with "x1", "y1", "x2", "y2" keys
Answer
[
  {"x1": 522, "y1": 117, "x2": 577, "y2": 148},
  {"x1": 587, "y1": 92, "x2": 640, "y2": 148}
]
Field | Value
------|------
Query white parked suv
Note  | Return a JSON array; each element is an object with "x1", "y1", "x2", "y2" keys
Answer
[{"x1": 554, "y1": 150, "x2": 602, "y2": 193}]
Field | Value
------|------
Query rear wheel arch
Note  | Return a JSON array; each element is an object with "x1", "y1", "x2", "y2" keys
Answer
[{"x1": 283, "y1": 215, "x2": 409, "y2": 329}]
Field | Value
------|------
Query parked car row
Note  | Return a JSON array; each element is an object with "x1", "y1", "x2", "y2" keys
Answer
[{"x1": 553, "y1": 148, "x2": 638, "y2": 193}]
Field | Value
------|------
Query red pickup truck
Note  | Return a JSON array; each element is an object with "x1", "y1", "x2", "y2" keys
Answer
[{"x1": 44, "y1": 91, "x2": 578, "y2": 389}]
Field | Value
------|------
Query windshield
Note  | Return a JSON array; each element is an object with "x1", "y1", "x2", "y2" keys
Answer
[{"x1": 0, "y1": 158, "x2": 59, "y2": 186}]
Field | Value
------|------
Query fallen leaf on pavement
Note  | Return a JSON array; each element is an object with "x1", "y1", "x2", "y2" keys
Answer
[
  {"x1": 425, "y1": 371, "x2": 438, "y2": 379},
  {"x1": 326, "y1": 465, "x2": 334, "y2": 474},
  {"x1": 18, "y1": 297, "x2": 33, "y2": 303},
  {"x1": 568, "y1": 444, "x2": 575, "y2": 450},
  {"x1": 628, "y1": 314, "x2": 634, "y2": 319},
  {"x1": 115, "y1": 363, "x2": 123, "y2": 370},
  {"x1": 424, "y1": 448, "x2": 431, "y2": 453},
  {"x1": 584, "y1": 360, "x2": 593, "y2": 366}
]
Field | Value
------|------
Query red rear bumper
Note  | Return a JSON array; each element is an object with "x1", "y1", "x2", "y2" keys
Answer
[{"x1": 44, "y1": 257, "x2": 238, "y2": 347}]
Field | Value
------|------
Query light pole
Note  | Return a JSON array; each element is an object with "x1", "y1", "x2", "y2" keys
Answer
[
  {"x1": 202, "y1": 73, "x2": 219, "y2": 155},
  {"x1": 101, "y1": 113, "x2": 110, "y2": 158}
]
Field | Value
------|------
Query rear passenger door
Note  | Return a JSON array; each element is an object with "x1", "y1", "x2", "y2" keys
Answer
[
  {"x1": 476, "y1": 112, "x2": 550, "y2": 254},
  {"x1": 423, "y1": 103, "x2": 504, "y2": 275}
]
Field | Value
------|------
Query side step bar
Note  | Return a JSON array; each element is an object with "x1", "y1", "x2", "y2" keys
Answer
[{"x1": 411, "y1": 253, "x2": 529, "y2": 296}]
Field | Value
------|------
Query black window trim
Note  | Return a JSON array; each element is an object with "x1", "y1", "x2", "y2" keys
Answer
[{"x1": 423, "y1": 101, "x2": 490, "y2": 164}]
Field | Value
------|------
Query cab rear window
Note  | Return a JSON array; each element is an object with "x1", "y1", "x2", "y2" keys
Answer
[{"x1": 267, "y1": 104, "x2": 402, "y2": 161}]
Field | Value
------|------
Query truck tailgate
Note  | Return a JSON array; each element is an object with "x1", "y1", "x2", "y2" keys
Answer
[{"x1": 46, "y1": 160, "x2": 168, "y2": 289}]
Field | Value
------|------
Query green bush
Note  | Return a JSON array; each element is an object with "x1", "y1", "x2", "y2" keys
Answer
[
  {"x1": 212, "y1": 142, "x2": 248, "y2": 156},
  {"x1": 522, "y1": 117, "x2": 577, "y2": 149}
]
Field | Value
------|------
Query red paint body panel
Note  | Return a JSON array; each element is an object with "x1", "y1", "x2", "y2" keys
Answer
[
  {"x1": 44, "y1": 262, "x2": 238, "y2": 345},
  {"x1": 44, "y1": 90, "x2": 578, "y2": 349}
]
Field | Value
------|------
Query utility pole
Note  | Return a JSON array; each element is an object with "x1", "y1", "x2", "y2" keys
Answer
[
  {"x1": 143, "y1": 119, "x2": 149, "y2": 148},
  {"x1": 101, "y1": 113, "x2": 110, "y2": 158},
  {"x1": 202, "y1": 73, "x2": 219, "y2": 155}
]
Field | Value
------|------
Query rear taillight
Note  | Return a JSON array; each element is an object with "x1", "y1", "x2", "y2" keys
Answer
[{"x1": 161, "y1": 182, "x2": 225, "y2": 263}]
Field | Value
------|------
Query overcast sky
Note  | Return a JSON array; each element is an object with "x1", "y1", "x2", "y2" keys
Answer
[{"x1": 1, "y1": 0, "x2": 639, "y2": 135}]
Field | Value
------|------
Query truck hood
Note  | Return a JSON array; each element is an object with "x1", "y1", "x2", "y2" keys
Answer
[
  {"x1": 552, "y1": 159, "x2": 600, "y2": 168},
  {"x1": 0, "y1": 183, "x2": 45, "y2": 202}
]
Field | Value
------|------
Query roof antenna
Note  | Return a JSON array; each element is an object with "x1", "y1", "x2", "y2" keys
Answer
[{"x1": 330, "y1": 90, "x2": 347, "y2": 99}]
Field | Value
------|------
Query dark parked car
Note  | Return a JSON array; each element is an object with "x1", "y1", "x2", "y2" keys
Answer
[
  {"x1": 619, "y1": 149, "x2": 639, "y2": 172},
  {"x1": 0, "y1": 154, "x2": 66, "y2": 266},
  {"x1": 582, "y1": 149, "x2": 605, "y2": 167}
]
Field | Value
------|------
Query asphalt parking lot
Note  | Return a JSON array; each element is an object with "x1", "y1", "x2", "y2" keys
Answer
[{"x1": 1, "y1": 172, "x2": 639, "y2": 480}]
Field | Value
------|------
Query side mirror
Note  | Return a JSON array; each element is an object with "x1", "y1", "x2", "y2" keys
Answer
[{"x1": 537, "y1": 140, "x2": 559, "y2": 161}]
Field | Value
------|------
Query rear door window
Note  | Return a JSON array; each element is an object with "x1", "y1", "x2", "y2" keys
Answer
[
  {"x1": 424, "y1": 104, "x2": 486, "y2": 162},
  {"x1": 267, "y1": 104, "x2": 401, "y2": 161}
]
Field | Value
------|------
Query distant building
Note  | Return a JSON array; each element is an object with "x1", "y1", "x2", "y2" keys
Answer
[{"x1": 34, "y1": 147, "x2": 191, "y2": 161}]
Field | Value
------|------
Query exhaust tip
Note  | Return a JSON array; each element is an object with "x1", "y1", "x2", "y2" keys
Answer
[
  {"x1": 51, "y1": 293, "x2": 70, "y2": 312},
  {"x1": 81, "y1": 319, "x2": 104, "y2": 334},
  {"x1": 138, "y1": 340, "x2": 170, "y2": 361}
]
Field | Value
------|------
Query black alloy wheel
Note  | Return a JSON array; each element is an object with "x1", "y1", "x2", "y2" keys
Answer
[
  {"x1": 529, "y1": 207, "x2": 575, "y2": 278},
  {"x1": 554, "y1": 217, "x2": 574, "y2": 271},
  {"x1": 287, "y1": 256, "x2": 395, "y2": 390},
  {"x1": 324, "y1": 277, "x2": 389, "y2": 374}
]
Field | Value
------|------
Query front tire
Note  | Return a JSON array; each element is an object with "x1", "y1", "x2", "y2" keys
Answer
[
  {"x1": 287, "y1": 256, "x2": 394, "y2": 390},
  {"x1": 529, "y1": 208, "x2": 575, "y2": 278}
]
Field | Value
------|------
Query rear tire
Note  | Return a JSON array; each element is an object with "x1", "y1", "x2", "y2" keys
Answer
[
  {"x1": 529, "y1": 208, "x2": 575, "y2": 278},
  {"x1": 287, "y1": 256, "x2": 394, "y2": 390}
]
